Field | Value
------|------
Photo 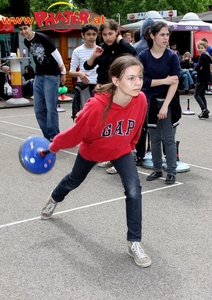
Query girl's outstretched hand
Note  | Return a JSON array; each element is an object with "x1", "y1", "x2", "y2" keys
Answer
[{"x1": 93, "y1": 46, "x2": 104, "y2": 58}]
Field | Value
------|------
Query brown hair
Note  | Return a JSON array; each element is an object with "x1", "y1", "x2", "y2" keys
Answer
[
  {"x1": 123, "y1": 32, "x2": 132, "y2": 38},
  {"x1": 133, "y1": 28, "x2": 140, "y2": 44},
  {"x1": 98, "y1": 19, "x2": 119, "y2": 42},
  {"x1": 201, "y1": 38, "x2": 208, "y2": 44},
  {"x1": 144, "y1": 21, "x2": 171, "y2": 48},
  {"x1": 94, "y1": 55, "x2": 143, "y2": 124}
]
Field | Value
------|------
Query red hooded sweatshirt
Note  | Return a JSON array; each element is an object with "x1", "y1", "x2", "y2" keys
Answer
[{"x1": 50, "y1": 91, "x2": 147, "y2": 162}]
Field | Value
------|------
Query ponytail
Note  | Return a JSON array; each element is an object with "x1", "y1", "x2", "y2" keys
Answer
[{"x1": 94, "y1": 83, "x2": 117, "y2": 125}]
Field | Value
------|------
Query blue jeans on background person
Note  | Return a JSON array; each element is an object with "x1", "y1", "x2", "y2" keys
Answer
[
  {"x1": 23, "y1": 80, "x2": 34, "y2": 97},
  {"x1": 194, "y1": 82, "x2": 209, "y2": 110},
  {"x1": 180, "y1": 69, "x2": 193, "y2": 91},
  {"x1": 33, "y1": 75, "x2": 60, "y2": 140},
  {"x1": 52, "y1": 152, "x2": 142, "y2": 241},
  {"x1": 190, "y1": 70, "x2": 197, "y2": 85},
  {"x1": 149, "y1": 106, "x2": 177, "y2": 175}
]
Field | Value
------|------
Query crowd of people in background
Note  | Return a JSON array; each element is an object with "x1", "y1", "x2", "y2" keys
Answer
[
  {"x1": 1, "y1": 19, "x2": 211, "y2": 168},
  {"x1": 1, "y1": 20, "x2": 211, "y2": 119}
]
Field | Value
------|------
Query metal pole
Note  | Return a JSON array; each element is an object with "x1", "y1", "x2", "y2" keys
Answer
[{"x1": 116, "y1": 13, "x2": 120, "y2": 25}]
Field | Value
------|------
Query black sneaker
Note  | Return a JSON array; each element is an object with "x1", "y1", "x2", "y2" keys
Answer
[
  {"x1": 184, "y1": 90, "x2": 192, "y2": 95},
  {"x1": 201, "y1": 110, "x2": 209, "y2": 118},
  {"x1": 198, "y1": 109, "x2": 210, "y2": 119},
  {"x1": 146, "y1": 171, "x2": 163, "y2": 181},
  {"x1": 165, "y1": 174, "x2": 176, "y2": 185},
  {"x1": 202, "y1": 113, "x2": 209, "y2": 118},
  {"x1": 134, "y1": 156, "x2": 143, "y2": 166}
]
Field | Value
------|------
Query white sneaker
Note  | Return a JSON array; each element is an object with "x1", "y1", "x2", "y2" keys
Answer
[
  {"x1": 41, "y1": 193, "x2": 57, "y2": 220},
  {"x1": 98, "y1": 161, "x2": 113, "y2": 168},
  {"x1": 57, "y1": 106, "x2": 66, "y2": 112},
  {"x1": 127, "y1": 241, "x2": 151, "y2": 267},
  {"x1": 106, "y1": 166, "x2": 118, "y2": 174}
]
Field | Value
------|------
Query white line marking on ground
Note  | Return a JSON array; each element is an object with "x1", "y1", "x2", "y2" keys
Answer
[
  {"x1": 0, "y1": 183, "x2": 182, "y2": 229},
  {"x1": 1, "y1": 117, "x2": 212, "y2": 171},
  {"x1": 186, "y1": 163, "x2": 212, "y2": 171},
  {"x1": 0, "y1": 120, "x2": 40, "y2": 131},
  {"x1": 0, "y1": 113, "x2": 35, "y2": 119},
  {"x1": 0, "y1": 132, "x2": 26, "y2": 140},
  {"x1": 0, "y1": 132, "x2": 77, "y2": 155},
  {"x1": 0, "y1": 121, "x2": 211, "y2": 230}
]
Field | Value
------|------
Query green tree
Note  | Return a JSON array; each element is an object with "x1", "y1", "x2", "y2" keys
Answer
[
  {"x1": 0, "y1": 0, "x2": 76, "y2": 17},
  {"x1": 73, "y1": 0, "x2": 211, "y2": 24},
  {"x1": 30, "y1": 0, "x2": 74, "y2": 15}
]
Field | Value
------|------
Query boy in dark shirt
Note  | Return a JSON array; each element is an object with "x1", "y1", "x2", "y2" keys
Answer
[{"x1": 18, "y1": 23, "x2": 66, "y2": 141}]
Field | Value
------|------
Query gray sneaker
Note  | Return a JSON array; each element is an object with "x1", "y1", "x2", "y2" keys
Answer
[
  {"x1": 127, "y1": 241, "x2": 151, "y2": 267},
  {"x1": 98, "y1": 161, "x2": 113, "y2": 168},
  {"x1": 41, "y1": 193, "x2": 57, "y2": 220},
  {"x1": 106, "y1": 166, "x2": 118, "y2": 174}
]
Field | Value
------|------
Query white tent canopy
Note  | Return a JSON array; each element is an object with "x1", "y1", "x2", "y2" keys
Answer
[
  {"x1": 122, "y1": 19, "x2": 144, "y2": 30},
  {"x1": 170, "y1": 12, "x2": 212, "y2": 31},
  {"x1": 122, "y1": 10, "x2": 177, "y2": 31},
  {"x1": 122, "y1": 11, "x2": 212, "y2": 32}
]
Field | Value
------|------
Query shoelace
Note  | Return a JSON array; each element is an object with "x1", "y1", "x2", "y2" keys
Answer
[
  {"x1": 131, "y1": 242, "x2": 147, "y2": 259},
  {"x1": 167, "y1": 174, "x2": 175, "y2": 180},
  {"x1": 43, "y1": 202, "x2": 56, "y2": 214}
]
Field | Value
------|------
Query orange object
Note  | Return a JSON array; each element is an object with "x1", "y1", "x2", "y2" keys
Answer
[{"x1": 17, "y1": 48, "x2": 20, "y2": 58}]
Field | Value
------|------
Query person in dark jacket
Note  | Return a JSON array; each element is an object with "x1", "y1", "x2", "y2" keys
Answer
[
  {"x1": 138, "y1": 21, "x2": 181, "y2": 185},
  {"x1": 84, "y1": 19, "x2": 136, "y2": 85},
  {"x1": 22, "y1": 65, "x2": 35, "y2": 97},
  {"x1": 194, "y1": 40, "x2": 211, "y2": 119},
  {"x1": 134, "y1": 18, "x2": 154, "y2": 55}
]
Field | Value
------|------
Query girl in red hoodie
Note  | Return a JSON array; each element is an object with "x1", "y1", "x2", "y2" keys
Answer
[{"x1": 41, "y1": 55, "x2": 151, "y2": 268}]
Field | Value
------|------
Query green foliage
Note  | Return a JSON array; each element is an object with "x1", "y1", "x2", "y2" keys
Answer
[
  {"x1": 0, "y1": 0, "x2": 10, "y2": 15},
  {"x1": 73, "y1": 0, "x2": 211, "y2": 24},
  {"x1": 0, "y1": 0, "x2": 75, "y2": 17},
  {"x1": 30, "y1": 0, "x2": 74, "y2": 16}
]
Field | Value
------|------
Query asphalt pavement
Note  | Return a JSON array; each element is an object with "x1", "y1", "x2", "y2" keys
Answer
[{"x1": 1, "y1": 94, "x2": 212, "y2": 300}]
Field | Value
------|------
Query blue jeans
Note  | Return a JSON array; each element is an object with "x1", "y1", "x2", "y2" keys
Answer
[
  {"x1": 180, "y1": 69, "x2": 193, "y2": 90},
  {"x1": 23, "y1": 80, "x2": 34, "y2": 96},
  {"x1": 190, "y1": 71, "x2": 197, "y2": 85},
  {"x1": 33, "y1": 75, "x2": 60, "y2": 140},
  {"x1": 194, "y1": 82, "x2": 208, "y2": 110},
  {"x1": 149, "y1": 105, "x2": 177, "y2": 175},
  {"x1": 52, "y1": 152, "x2": 142, "y2": 241}
]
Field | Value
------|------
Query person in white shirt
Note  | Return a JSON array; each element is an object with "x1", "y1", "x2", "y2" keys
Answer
[{"x1": 69, "y1": 24, "x2": 98, "y2": 120}]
